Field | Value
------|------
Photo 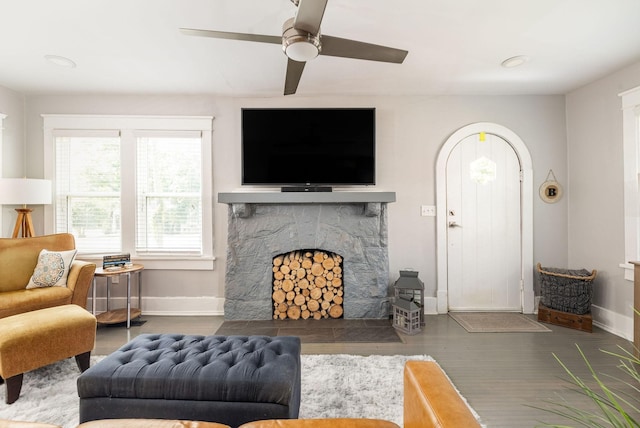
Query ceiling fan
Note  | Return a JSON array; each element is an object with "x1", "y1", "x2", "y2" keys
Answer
[{"x1": 180, "y1": 0, "x2": 408, "y2": 95}]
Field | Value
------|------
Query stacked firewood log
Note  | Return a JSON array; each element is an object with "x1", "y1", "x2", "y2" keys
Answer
[{"x1": 272, "y1": 250, "x2": 344, "y2": 320}]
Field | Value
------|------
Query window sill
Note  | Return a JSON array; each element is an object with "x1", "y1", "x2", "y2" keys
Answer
[
  {"x1": 78, "y1": 255, "x2": 215, "y2": 271},
  {"x1": 620, "y1": 262, "x2": 634, "y2": 281}
]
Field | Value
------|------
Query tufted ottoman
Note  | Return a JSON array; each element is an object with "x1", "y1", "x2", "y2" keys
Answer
[{"x1": 77, "y1": 334, "x2": 301, "y2": 428}]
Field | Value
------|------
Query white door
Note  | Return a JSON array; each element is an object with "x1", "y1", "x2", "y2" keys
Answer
[{"x1": 446, "y1": 132, "x2": 522, "y2": 311}]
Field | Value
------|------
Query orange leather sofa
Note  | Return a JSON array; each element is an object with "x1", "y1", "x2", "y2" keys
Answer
[{"x1": 404, "y1": 361, "x2": 481, "y2": 428}]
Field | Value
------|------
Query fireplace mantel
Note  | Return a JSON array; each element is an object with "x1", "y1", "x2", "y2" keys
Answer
[
  {"x1": 219, "y1": 192, "x2": 396, "y2": 218},
  {"x1": 218, "y1": 191, "x2": 396, "y2": 204}
]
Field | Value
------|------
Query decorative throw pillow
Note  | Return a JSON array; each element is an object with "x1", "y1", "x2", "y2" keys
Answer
[{"x1": 26, "y1": 249, "x2": 78, "y2": 289}]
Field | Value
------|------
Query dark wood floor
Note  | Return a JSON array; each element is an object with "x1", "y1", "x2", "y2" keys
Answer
[{"x1": 94, "y1": 314, "x2": 637, "y2": 427}]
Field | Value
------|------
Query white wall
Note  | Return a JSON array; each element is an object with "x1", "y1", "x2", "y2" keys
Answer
[
  {"x1": 566, "y1": 60, "x2": 640, "y2": 339},
  {"x1": 0, "y1": 85, "x2": 26, "y2": 235},
  {"x1": 23, "y1": 93, "x2": 567, "y2": 316}
]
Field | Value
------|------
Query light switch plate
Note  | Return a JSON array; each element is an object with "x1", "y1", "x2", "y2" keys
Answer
[{"x1": 421, "y1": 205, "x2": 436, "y2": 217}]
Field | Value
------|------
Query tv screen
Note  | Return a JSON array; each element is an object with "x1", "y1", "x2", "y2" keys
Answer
[{"x1": 241, "y1": 108, "x2": 375, "y2": 187}]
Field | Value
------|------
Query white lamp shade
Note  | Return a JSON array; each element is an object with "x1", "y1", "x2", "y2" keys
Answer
[{"x1": 0, "y1": 178, "x2": 52, "y2": 205}]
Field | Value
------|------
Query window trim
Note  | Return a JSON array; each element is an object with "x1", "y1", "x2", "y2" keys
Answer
[
  {"x1": 42, "y1": 114, "x2": 214, "y2": 270},
  {"x1": 620, "y1": 86, "x2": 640, "y2": 280}
]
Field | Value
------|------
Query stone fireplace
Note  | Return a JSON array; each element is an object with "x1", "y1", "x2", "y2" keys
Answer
[{"x1": 219, "y1": 192, "x2": 396, "y2": 320}]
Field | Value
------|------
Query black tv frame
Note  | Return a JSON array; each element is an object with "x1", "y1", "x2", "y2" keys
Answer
[{"x1": 241, "y1": 107, "x2": 376, "y2": 191}]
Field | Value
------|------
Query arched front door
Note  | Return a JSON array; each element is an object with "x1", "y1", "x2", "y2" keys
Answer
[{"x1": 435, "y1": 123, "x2": 534, "y2": 313}]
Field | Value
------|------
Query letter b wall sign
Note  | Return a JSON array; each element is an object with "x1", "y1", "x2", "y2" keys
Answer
[{"x1": 539, "y1": 175, "x2": 563, "y2": 203}]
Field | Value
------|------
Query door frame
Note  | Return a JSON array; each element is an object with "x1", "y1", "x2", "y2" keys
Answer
[{"x1": 435, "y1": 122, "x2": 534, "y2": 314}]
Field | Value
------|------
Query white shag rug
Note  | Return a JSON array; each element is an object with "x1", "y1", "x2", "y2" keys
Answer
[{"x1": 0, "y1": 354, "x2": 476, "y2": 427}]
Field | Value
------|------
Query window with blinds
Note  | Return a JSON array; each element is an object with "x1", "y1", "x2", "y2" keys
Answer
[
  {"x1": 135, "y1": 132, "x2": 202, "y2": 253},
  {"x1": 44, "y1": 115, "x2": 214, "y2": 268},
  {"x1": 55, "y1": 131, "x2": 122, "y2": 253}
]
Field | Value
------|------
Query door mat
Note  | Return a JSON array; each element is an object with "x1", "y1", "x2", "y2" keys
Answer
[{"x1": 449, "y1": 312, "x2": 551, "y2": 333}]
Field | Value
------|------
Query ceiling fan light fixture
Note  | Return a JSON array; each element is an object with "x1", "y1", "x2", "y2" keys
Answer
[
  {"x1": 282, "y1": 17, "x2": 321, "y2": 62},
  {"x1": 284, "y1": 38, "x2": 320, "y2": 62}
]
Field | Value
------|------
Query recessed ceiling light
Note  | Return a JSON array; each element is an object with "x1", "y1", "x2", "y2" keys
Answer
[
  {"x1": 44, "y1": 55, "x2": 77, "y2": 68},
  {"x1": 501, "y1": 55, "x2": 530, "y2": 68}
]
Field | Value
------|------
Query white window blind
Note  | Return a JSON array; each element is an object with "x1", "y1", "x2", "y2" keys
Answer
[
  {"x1": 135, "y1": 131, "x2": 203, "y2": 254},
  {"x1": 54, "y1": 130, "x2": 121, "y2": 253}
]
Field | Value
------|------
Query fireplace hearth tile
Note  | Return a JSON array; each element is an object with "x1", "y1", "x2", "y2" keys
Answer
[
  {"x1": 214, "y1": 321, "x2": 279, "y2": 337},
  {"x1": 364, "y1": 318, "x2": 396, "y2": 327},
  {"x1": 270, "y1": 318, "x2": 369, "y2": 328},
  {"x1": 214, "y1": 319, "x2": 402, "y2": 343},
  {"x1": 277, "y1": 327, "x2": 337, "y2": 343}
]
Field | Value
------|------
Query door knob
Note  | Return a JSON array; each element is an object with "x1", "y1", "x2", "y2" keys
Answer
[{"x1": 448, "y1": 221, "x2": 461, "y2": 228}]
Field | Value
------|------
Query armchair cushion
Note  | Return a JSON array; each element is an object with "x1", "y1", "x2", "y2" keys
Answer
[{"x1": 0, "y1": 288, "x2": 72, "y2": 316}]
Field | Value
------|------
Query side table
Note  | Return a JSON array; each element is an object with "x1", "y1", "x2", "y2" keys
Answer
[{"x1": 92, "y1": 264, "x2": 144, "y2": 328}]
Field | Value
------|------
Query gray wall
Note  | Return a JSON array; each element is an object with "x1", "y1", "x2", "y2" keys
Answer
[
  {"x1": 3, "y1": 62, "x2": 639, "y2": 338},
  {"x1": 0, "y1": 85, "x2": 27, "y2": 234},
  {"x1": 19, "y1": 94, "x2": 568, "y2": 318},
  {"x1": 566, "y1": 60, "x2": 640, "y2": 337}
]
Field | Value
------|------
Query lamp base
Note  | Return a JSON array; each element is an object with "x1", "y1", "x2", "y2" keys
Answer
[{"x1": 12, "y1": 208, "x2": 35, "y2": 238}]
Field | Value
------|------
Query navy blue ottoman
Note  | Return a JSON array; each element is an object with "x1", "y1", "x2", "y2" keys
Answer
[{"x1": 78, "y1": 334, "x2": 301, "y2": 428}]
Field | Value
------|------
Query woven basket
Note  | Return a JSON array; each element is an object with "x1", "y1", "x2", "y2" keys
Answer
[{"x1": 537, "y1": 263, "x2": 597, "y2": 315}]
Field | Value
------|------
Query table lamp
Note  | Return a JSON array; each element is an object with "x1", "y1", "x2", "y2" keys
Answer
[{"x1": 0, "y1": 178, "x2": 52, "y2": 238}]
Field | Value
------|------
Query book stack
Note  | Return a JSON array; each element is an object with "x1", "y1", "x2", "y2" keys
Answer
[{"x1": 102, "y1": 253, "x2": 131, "y2": 270}]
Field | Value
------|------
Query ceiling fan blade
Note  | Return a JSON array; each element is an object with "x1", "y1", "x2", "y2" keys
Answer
[
  {"x1": 180, "y1": 28, "x2": 281, "y2": 45},
  {"x1": 321, "y1": 35, "x2": 408, "y2": 63},
  {"x1": 284, "y1": 59, "x2": 306, "y2": 95},
  {"x1": 293, "y1": 0, "x2": 328, "y2": 35}
]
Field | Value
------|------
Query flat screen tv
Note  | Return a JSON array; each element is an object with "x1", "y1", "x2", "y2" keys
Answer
[{"x1": 241, "y1": 108, "x2": 375, "y2": 189}]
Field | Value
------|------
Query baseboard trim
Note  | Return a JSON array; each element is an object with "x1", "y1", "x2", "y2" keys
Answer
[
  {"x1": 424, "y1": 297, "x2": 438, "y2": 314},
  {"x1": 591, "y1": 304, "x2": 633, "y2": 340},
  {"x1": 436, "y1": 290, "x2": 448, "y2": 313},
  {"x1": 89, "y1": 296, "x2": 225, "y2": 316}
]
